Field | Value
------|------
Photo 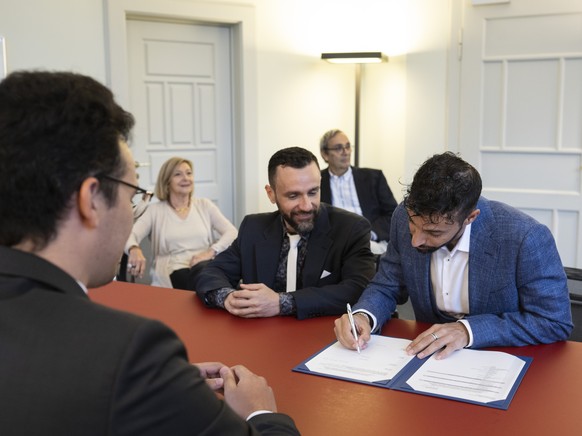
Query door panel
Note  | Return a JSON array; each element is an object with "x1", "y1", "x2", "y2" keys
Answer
[
  {"x1": 127, "y1": 19, "x2": 234, "y2": 220},
  {"x1": 456, "y1": 0, "x2": 582, "y2": 267}
]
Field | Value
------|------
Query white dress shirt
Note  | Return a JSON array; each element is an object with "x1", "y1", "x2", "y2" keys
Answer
[
  {"x1": 430, "y1": 223, "x2": 474, "y2": 346},
  {"x1": 328, "y1": 167, "x2": 363, "y2": 216}
]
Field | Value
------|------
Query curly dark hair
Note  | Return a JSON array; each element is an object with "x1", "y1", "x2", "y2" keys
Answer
[
  {"x1": 267, "y1": 147, "x2": 319, "y2": 187},
  {"x1": 404, "y1": 151, "x2": 482, "y2": 224},
  {"x1": 0, "y1": 71, "x2": 135, "y2": 248}
]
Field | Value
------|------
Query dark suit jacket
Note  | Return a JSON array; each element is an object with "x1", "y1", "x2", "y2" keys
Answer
[
  {"x1": 194, "y1": 204, "x2": 376, "y2": 319},
  {"x1": 0, "y1": 246, "x2": 298, "y2": 435},
  {"x1": 320, "y1": 166, "x2": 398, "y2": 242}
]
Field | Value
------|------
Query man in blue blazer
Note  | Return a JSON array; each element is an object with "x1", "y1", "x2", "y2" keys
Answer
[
  {"x1": 319, "y1": 129, "x2": 398, "y2": 252},
  {"x1": 335, "y1": 152, "x2": 572, "y2": 359},
  {"x1": 193, "y1": 147, "x2": 376, "y2": 319}
]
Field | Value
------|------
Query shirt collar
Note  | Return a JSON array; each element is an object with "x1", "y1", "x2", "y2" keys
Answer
[
  {"x1": 453, "y1": 222, "x2": 472, "y2": 255},
  {"x1": 328, "y1": 165, "x2": 352, "y2": 180},
  {"x1": 435, "y1": 222, "x2": 472, "y2": 256}
]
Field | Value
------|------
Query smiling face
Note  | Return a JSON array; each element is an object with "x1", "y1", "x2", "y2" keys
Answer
[
  {"x1": 168, "y1": 162, "x2": 194, "y2": 197},
  {"x1": 265, "y1": 161, "x2": 321, "y2": 234}
]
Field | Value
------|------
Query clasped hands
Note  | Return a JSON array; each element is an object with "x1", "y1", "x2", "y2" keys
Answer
[
  {"x1": 224, "y1": 283, "x2": 281, "y2": 318},
  {"x1": 195, "y1": 362, "x2": 277, "y2": 419},
  {"x1": 334, "y1": 313, "x2": 469, "y2": 360}
]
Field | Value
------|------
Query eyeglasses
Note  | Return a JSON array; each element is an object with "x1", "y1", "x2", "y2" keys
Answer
[
  {"x1": 97, "y1": 174, "x2": 151, "y2": 197},
  {"x1": 324, "y1": 143, "x2": 351, "y2": 153}
]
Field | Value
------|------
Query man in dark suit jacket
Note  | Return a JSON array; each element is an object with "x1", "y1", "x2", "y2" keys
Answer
[
  {"x1": 319, "y1": 129, "x2": 398, "y2": 252},
  {"x1": 192, "y1": 147, "x2": 376, "y2": 319},
  {"x1": 0, "y1": 71, "x2": 298, "y2": 435}
]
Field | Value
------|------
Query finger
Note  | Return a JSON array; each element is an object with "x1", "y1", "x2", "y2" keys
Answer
[
  {"x1": 205, "y1": 377, "x2": 224, "y2": 391},
  {"x1": 334, "y1": 316, "x2": 357, "y2": 349},
  {"x1": 433, "y1": 345, "x2": 456, "y2": 360},
  {"x1": 195, "y1": 361, "x2": 226, "y2": 377},
  {"x1": 230, "y1": 364, "x2": 252, "y2": 380},
  {"x1": 407, "y1": 333, "x2": 438, "y2": 358},
  {"x1": 239, "y1": 283, "x2": 260, "y2": 291},
  {"x1": 220, "y1": 366, "x2": 237, "y2": 389}
]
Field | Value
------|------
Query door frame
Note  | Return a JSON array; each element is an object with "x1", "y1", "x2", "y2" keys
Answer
[{"x1": 105, "y1": 0, "x2": 258, "y2": 224}]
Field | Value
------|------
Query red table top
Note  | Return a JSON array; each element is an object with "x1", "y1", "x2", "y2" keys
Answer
[{"x1": 90, "y1": 281, "x2": 582, "y2": 436}]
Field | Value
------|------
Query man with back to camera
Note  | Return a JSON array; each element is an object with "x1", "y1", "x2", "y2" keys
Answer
[
  {"x1": 335, "y1": 151, "x2": 572, "y2": 359},
  {"x1": 192, "y1": 146, "x2": 376, "y2": 319},
  {"x1": 0, "y1": 70, "x2": 298, "y2": 435},
  {"x1": 319, "y1": 129, "x2": 398, "y2": 254}
]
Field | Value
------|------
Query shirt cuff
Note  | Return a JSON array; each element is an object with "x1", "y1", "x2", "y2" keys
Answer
[
  {"x1": 246, "y1": 410, "x2": 274, "y2": 421},
  {"x1": 279, "y1": 292, "x2": 297, "y2": 316},
  {"x1": 457, "y1": 319, "x2": 474, "y2": 347},
  {"x1": 353, "y1": 309, "x2": 378, "y2": 332},
  {"x1": 204, "y1": 287, "x2": 235, "y2": 308}
]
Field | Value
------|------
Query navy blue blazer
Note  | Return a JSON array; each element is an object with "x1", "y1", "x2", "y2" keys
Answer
[
  {"x1": 0, "y1": 247, "x2": 298, "y2": 435},
  {"x1": 320, "y1": 166, "x2": 398, "y2": 242},
  {"x1": 194, "y1": 204, "x2": 376, "y2": 319},
  {"x1": 355, "y1": 197, "x2": 573, "y2": 348}
]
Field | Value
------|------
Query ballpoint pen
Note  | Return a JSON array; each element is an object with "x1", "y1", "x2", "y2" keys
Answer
[{"x1": 346, "y1": 303, "x2": 361, "y2": 354}]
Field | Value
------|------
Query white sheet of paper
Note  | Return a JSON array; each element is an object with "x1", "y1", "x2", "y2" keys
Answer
[
  {"x1": 406, "y1": 349, "x2": 526, "y2": 403},
  {"x1": 304, "y1": 336, "x2": 414, "y2": 383}
]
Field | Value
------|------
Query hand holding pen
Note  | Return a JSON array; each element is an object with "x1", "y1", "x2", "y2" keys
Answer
[
  {"x1": 346, "y1": 303, "x2": 361, "y2": 353},
  {"x1": 334, "y1": 304, "x2": 372, "y2": 352}
]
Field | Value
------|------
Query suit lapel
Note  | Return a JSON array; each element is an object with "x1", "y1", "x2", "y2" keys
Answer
[
  {"x1": 255, "y1": 217, "x2": 285, "y2": 285},
  {"x1": 302, "y1": 206, "x2": 332, "y2": 286},
  {"x1": 320, "y1": 169, "x2": 332, "y2": 204},
  {"x1": 468, "y1": 199, "x2": 498, "y2": 312},
  {"x1": 410, "y1": 248, "x2": 436, "y2": 315},
  {"x1": 352, "y1": 167, "x2": 372, "y2": 217}
]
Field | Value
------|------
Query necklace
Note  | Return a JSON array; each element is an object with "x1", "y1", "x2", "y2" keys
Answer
[{"x1": 170, "y1": 199, "x2": 191, "y2": 213}]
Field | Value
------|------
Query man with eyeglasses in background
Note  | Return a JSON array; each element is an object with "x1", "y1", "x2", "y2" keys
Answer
[{"x1": 319, "y1": 129, "x2": 398, "y2": 255}]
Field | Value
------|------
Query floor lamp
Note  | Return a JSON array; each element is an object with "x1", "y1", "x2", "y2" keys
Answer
[{"x1": 321, "y1": 52, "x2": 388, "y2": 167}]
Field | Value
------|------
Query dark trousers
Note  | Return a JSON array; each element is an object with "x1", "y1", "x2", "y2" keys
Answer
[{"x1": 171, "y1": 260, "x2": 211, "y2": 290}]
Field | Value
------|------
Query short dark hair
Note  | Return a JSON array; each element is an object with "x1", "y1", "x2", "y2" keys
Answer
[
  {"x1": 404, "y1": 151, "x2": 482, "y2": 224},
  {"x1": 0, "y1": 71, "x2": 134, "y2": 248},
  {"x1": 267, "y1": 147, "x2": 319, "y2": 186}
]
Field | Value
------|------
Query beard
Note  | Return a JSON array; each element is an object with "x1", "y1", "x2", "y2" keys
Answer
[
  {"x1": 415, "y1": 245, "x2": 440, "y2": 254},
  {"x1": 413, "y1": 223, "x2": 465, "y2": 254},
  {"x1": 280, "y1": 206, "x2": 319, "y2": 234}
]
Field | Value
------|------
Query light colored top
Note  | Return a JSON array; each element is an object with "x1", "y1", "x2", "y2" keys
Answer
[
  {"x1": 125, "y1": 198, "x2": 237, "y2": 288},
  {"x1": 328, "y1": 167, "x2": 363, "y2": 216},
  {"x1": 430, "y1": 223, "x2": 474, "y2": 346}
]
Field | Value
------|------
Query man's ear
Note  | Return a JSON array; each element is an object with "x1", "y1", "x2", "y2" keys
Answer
[
  {"x1": 265, "y1": 184, "x2": 276, "y2": 204},
  {"x1": 465, "y1": 209, "x2": 480, "y2": 225},
  {"x1": 77, "y1": 177, "x2": 101, "y2": 228}
]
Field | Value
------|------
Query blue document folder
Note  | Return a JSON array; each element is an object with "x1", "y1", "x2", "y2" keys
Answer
[{"x1": 293, "y1": 338, "x2": 532, "y2": 410}]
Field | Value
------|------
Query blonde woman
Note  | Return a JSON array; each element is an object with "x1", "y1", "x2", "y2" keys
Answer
[{"x1": 125, "y1": 157, "x2": 237, "y2": 289}]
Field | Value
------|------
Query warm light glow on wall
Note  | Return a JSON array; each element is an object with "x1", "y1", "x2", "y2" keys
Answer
[{"x1": 260, "y1": 0, "x2": 410, "y2": 57}]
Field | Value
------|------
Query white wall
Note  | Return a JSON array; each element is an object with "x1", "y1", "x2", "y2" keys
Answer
[
  {"x1": 0, "y1": 0, "x2": 108, "y2": 82},
  {"x1": 0, "y1": 0, "x2": 451, "y2": 213}
]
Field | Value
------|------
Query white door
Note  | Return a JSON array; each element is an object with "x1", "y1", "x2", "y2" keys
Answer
[
  {"x1": 453, "y1": 0, "x2": 582, "y2": 267},
  {"x1": 126, "y1": 19, "x2": 234, "y2": 220}
]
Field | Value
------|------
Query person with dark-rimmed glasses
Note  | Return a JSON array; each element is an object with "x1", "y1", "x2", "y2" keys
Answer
[{"x1": 0, "y1": 70, "x2": 298, "y2": 435}]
